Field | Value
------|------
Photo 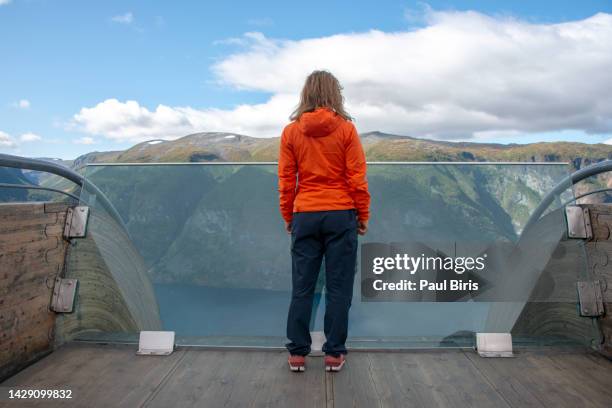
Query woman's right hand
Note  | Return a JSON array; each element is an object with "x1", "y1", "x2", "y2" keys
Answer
[{"x1": 357, "y1": 220, "x2": 368, "y2": 235}]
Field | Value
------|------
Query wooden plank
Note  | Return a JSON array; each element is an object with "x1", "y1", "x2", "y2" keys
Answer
[
  {"x1": 363, "y1": 352, "x2": 442, "y2": 408},
  {"x1": 0, "y1": 202, "x2": 45, "y2": 216},
  {"x1": 325, "y1": 369, "x2": 333, "y2": 408},
  {"x1": 2, "y1": 345, "x2": 612, "y2": 408},
  {"x1": 147, "y1": 350, "x2": 326, "y2": 408},
  {"x1": 0, "y1": 212, "x2": 58, "y2": 231},
  {"x1": 331, "y1": 352, "x2": 383, "y2": 408},
  {"x1": 143, "y1": 348, "x2": 227, "y2": 407},
  {"x1": 44, "y1": 202, "x2": 70, "y2": 214},
  {"x1": 0, "y1": 236, "x2": 61, "y2": 257},
  {"x1": 410, "y1": 350, "x2": 510, "y2": 408},
  {"x1": 250, "y1": 353, "x2": 325, "y2": 408},
  {"x1": 0, "y1": 209, "x2": 65, "y2": 242},
  {"x1": 176, "y1": 350, "x2": 255, "y2": 407},
  {"x1": 583, "y1": 204, "x2": 612, "y2": 358},
  {"x1": 45, "y1": 223, "x2": 65, "y2": 238},
  {"x1": 523, "y1": 351, "x2": 606, "y2": 407},
  {"x1": 466, "y1": 349, "x2": 612, "y2": 408},
  {"x1": 0, "y1": 243, "x2": 61, "y2": 266},
  {"x1": 0, "y1": 264, "x2": 58, "y2": 298},
  {"x1": 538, "y1": 352, "x2": 612, "y2": 407},
  {"x1": 0, "y1": 286, "x2": 54, "y2": 309},
  {"x1": 0, "y1": 227, "x2": 48, "y2": 246},
  {"x1": 464, "y1": 350, "x2": 547, "y2": 407},
  {"x1": 0, "y1": 245, "x2": 62, "y2": 271},
  {"x1": 2, "y1": 343, "x2": 185, "y2": 407},
  {"x1": 0, "y1": 202, "x2": 68, "y2": 381}
]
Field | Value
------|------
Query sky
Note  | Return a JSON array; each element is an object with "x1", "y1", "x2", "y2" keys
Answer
[{"x1": 1, "y1": 0, "x2": 612, "y2": 159}]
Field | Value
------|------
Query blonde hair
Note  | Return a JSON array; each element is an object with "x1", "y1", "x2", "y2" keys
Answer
[{"x1": 290, "y1": 70, "x2": 352, "y2": 121}]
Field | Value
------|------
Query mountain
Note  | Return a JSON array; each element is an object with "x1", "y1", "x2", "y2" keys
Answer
[
  {"x1": 71, "y1": 131, "x2": 612, "y2": 171},
  {"x1": 71, "y1": 150, "x2": 126, "y2": 169},
  {"x1": 0, "y1": 167, "x2": 33, "y2": 201},
  {"x1": 71, "y1": 133, "x2": 278, "y2": 165},
  {"x1": 27, "y1": 157, "x2": 73, "y2": 169}
]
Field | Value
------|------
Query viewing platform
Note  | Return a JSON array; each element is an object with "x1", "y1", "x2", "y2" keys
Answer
[
  {"x1": 3, "y1": 343, "x2": 612, "y2": 407},
  {"x1": 1, "y1": 156, "x2": 611, "y2": 407}
]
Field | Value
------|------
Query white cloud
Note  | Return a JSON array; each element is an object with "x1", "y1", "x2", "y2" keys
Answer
[
  {"x1": 0, "y1": 131, "x2": 17, "y2": 148},
  {"x1": 0, "y1": 0, "x2": 12, "y2": 6},
  {"x1": 74, "y1": 11, "x2": 612, "y2": 142},
  {"x1": 111, "y1": 12, "x2": 133, "y2": 24},
  {"x1": 72, "y1": 96, "x2": 290, "y2": 142},
  {"x1": 20, "y1": 132, "x2": 42, "y2": 142},
  {"x1": 12, "y1": 99, "x2": 30, "y2": 109},
  {"x1": 74, "y1": 136, "x2": 96, "y2": 145}
]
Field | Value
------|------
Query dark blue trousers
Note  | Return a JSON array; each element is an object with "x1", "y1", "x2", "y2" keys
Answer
[{"x1": 286, "y1": 209, "x2": 358, "y2": 357}]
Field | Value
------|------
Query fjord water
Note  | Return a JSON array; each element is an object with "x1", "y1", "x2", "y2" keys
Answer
[{"x1": 74, "y1": 163, "x2": 577, "y2": 347}]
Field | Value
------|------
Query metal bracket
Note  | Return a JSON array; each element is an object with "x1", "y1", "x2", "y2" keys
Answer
[
  {"x1": 137, "y1": 331, "x2": 175, "y2": 355},
  {"x1": 565, "y1": 205, "x2": 592, "y2": 239},
  {"x1": 50, "y1": 278, "x2": 78, "y2": 313},
  {"x1": 577, "y1": 281, "x2": 605, "y2": 317},
  {"x1": 310, "y1": 331, "x2": 325, "y2": 357},
  {"x1": 63, "y1": 206, "x2": 89, "y2": 238},
  {"x1": 476, "y1": 333, "x2": 513, "y2": 357}
]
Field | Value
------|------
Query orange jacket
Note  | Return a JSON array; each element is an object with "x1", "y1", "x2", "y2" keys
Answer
[{"x1": 278, "y1": 107, "x2": 370, "y2": 223}]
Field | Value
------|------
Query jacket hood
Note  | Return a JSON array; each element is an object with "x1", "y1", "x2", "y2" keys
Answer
[{"x1": 297, "y1": 108, "x2": 344, "y2": 137}]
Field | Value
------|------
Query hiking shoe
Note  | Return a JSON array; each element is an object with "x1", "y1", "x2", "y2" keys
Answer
[
  {"x1": 288, "y1": 355, "x2": 306, "y2": 372},
  {"x1": 324, "y1": 354, "x2": 346, "y2": 372}
]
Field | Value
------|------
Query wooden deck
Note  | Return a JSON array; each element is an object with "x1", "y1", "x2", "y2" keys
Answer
[{"x1": 1, "y1": 343, "x2": 611, "y2": 407}]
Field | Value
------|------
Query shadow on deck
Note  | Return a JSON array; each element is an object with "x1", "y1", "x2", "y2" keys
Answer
[{"x1": 1, "y1": 343, "x2": 611, "y2": 407}]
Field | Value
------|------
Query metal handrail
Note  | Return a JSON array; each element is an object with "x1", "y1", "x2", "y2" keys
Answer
[
  {"x1": 0, "y1": 154, "x2": 85, "y2": 185},
  {"x1": 0, "y1": 153, "x2": 127, "y2": 232},
  {"x1": 563, "y1": 187, "x2": 612, "y2": 207},
  {"x1": 84, "y1": 161, "x2": 569, "y2": 166},
  {"x1": 523, "y1": 160, "x2": 612, "y2": 232},
  {"x1": 0, "y1": 182, "x2": 82, "y2": 202}
]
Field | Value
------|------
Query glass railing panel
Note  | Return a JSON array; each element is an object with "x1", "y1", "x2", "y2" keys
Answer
[{"x1": 59, "y1": 162, "x2": 596, "y2": 348}]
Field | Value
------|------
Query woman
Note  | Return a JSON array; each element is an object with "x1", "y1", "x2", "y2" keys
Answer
[{"x1": 278, "y1": 70, "x2": 370, "y2": 372}]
